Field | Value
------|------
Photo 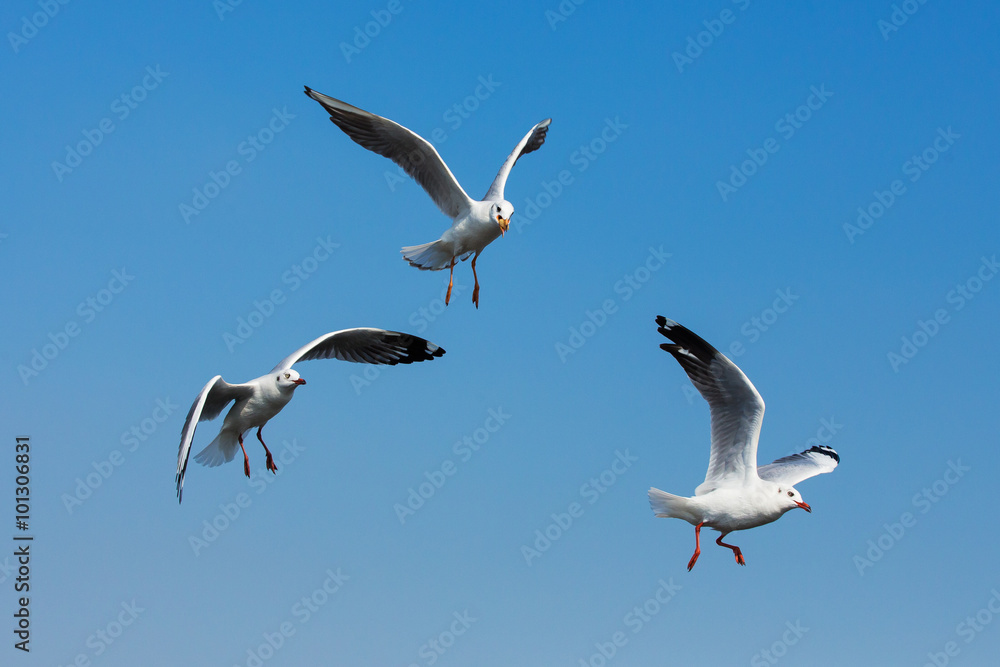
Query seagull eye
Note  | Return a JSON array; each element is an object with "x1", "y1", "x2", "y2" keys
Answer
[
  {"x1": 787, "y1": 491, "x2": 794, "y2": 497},
  {"x1": 284, "y1": 373, "x2": 290, "y2": 379}
]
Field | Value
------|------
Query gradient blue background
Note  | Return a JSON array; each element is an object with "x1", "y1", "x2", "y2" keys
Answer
[{"x1": 2, "y1": 1, "x2": 999, "y2": 665}]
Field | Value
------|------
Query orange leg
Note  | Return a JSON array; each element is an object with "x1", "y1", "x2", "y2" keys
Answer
[
  {"x1": 471, "y1": 251, "x2": 482, "y2": 309},
  {"x1": 257, "y1": 426, "x2": 277, "y2": 473},
  {"x1": 716, "y1": 534, "x2": 745, "y2": 566},
  {"x1": 445, "y1": 257, "x2": 455, "y2": 306},
  {"x1": 687, "y1": 521, "x2": 705, "y2": 571},
  {"x1": 238, "y1": 433, "x2": 250, "y2": 478}
]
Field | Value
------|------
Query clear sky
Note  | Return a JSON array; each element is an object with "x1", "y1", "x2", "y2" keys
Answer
[{"x1": 2, "y1": 1, "x2": 999, "y2": 665}]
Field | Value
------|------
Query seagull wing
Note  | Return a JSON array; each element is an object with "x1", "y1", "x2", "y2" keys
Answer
[
  {"x1": 757, "y1": 446, "x2": 840, "y2": 487},
  {"x1": 483, "y1": 118, "x2": 552, "y2": 201},
  {"x1": 176, "y1": 376, "x2": 255, "y2": 503},
  {"x1": 270, "y1": 328, "x2": 446, "y2": 372},
  {"x1": 304, "y1": 87, "x2": 474, "y2": 219},
  {"x1": 656, "y1": 317, "x2": 766, "y2": 493}
]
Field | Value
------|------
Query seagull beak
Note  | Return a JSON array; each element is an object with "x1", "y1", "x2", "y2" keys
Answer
[
  {"x1": 795, "y1": 501, "x2": 812, "y2": 513},
  {"x1": 294, "y1": 378, "x2": 307, "y2": 385},
  {"x1": 499, "y1": 217, "x2": 510, "y2": 236}
]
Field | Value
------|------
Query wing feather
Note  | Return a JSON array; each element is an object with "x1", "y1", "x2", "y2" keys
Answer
[
  {"x1": 304, "y1": 87, "x2": 473, "y2": 219},
  {"x1": 175, "y1": 376, "x2": 254, "y2": 503},
  {"x1": 757, "y1": 446, "x2": 840, "y2": 486},
  {"x1": 656, "y1": 317, "x2": 765, "y2": 493},
  {"x1": 270, "y1": 328, "x2": 445, "y2": 373},
  {"x1": 484, "y1": 118, "x2": 552, "y2": 201}
]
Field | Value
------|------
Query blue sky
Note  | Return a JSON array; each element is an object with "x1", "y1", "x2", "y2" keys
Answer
[{"x1": 2, "y1": 1, "x2": 999, "y2": 665}]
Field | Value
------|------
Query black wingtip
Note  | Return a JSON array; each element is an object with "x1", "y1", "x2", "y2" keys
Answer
[{"x1": 806, "y1": 445, "x2": 840, "y2": 463}]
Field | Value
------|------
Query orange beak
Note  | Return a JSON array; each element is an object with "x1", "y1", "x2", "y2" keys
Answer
[
  {"x1": 294, "y1": 378, "x2": 307, "y2": 385},
  {"x1": 498, "y1": 217, "x2": 510, "y2": 236},
  {"x1": 795, "y1": 501, "x2": 811, "y2": 513}
]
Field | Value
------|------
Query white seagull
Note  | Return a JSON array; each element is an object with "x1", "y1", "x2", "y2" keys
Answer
[
  {"x1": 648, "y1": 317, "x2": 839, "y2": 570},
  {"x1": 175, "y1": 328, "x2": 445, "y2": 502},
  {"x1": 304, "y1": 86, "x2": 551, "y2": 308}
]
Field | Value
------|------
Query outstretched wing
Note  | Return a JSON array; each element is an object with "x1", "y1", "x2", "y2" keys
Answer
[
  {"x1": 176, "y1": 376, "x2": 254, "y2": 503},
  {"x1": 304, "y1": 87, "x2": 474, "y2": 219},
  {"x1": 270, "y1": 328, "x2": 446, "y2": 372},
  {"x1": 483, "y1": 118, "x2": 552, "y2": 201},
  {"x1": 757, "y1": 445, "x2": 840, "y2": 486},
  {"x1": 656, "y1": 317, "x2": 766, "y2": 493}
]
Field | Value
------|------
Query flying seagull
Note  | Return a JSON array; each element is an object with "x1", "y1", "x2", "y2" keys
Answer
[
  {"x1": 304, "y1": 86, "x2": 551, "y2": 308},
  {"x1": 648, "y1": 317, "x2": 839, "y2": 570},
  {"x1": 175, "y1": 328, "x2": 445, "y2": 502}
]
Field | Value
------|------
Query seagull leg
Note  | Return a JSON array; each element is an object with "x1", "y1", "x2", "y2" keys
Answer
[
  {"x1": 687, "y1": 521, "x2": 705, "y2": 571},
  {"x1": 445, "y1": 257, "x2": 455, "y2": 306},
  {"x1": 471, "y1": 251, "x2": 482, "y2": 309},
  {"x1": 257, "y1": 426, "x2": 277, "y2": 473},
  {"x1": 238, "y1": 433, "x2": 251, "y2": 478},
  {"x1": 716, "y1": 534, "x2": 745, "y2": 566}
]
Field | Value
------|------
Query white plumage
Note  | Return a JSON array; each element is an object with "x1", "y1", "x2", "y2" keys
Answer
[
  {"x1": 648, "y1": 317, "x2": 839, "y2": 570},
  {"x1": 304, "y1": 86, "x2": 551, "y2": 308},
  {"x1": 175, "y1": 328, "x2": 445, "y2": 502}
]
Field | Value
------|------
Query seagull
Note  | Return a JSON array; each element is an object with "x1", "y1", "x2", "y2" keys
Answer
[
  {"x1": 175, "y1": 328, "x2": 445, "y2": 502},
  {"x1": 303, "y1": 86, "x2": 551, "y2": 308},
  {"x1": 648, "y1": 317, "x2": 839, "y2": 570}
]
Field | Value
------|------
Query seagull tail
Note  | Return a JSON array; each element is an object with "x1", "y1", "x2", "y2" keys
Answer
[
  {"x1": 401, "y1": 240, "x2": 454, "y2": 271},
  {"x1": 193, "y1": 431, "x2": 240, "y2": 468},
  {"x1": 648, "y1": 487, "x2": 698, "y2": 522}
]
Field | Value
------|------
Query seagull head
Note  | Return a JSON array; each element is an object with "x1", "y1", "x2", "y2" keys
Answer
[
  {"x1": 275, "y1": 369, "x2": 307, "y2": 390},
  {"x1": 778, "y1": 486, "x2": 811, "y2": 513},
  {"x1": 491, "y1": 200, "x2": 513, "y2": 236}
]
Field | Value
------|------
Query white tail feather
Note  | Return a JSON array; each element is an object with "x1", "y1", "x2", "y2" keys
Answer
[
  {"x1": 401, "y1": 240, "x2": 454, "y2": 271},
  {"x1": 194, "y1": 431, "x2": 240, "y2": 468},
  {"x1": 648, "y1": 487, "x2": 698, "y2": 523}
]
